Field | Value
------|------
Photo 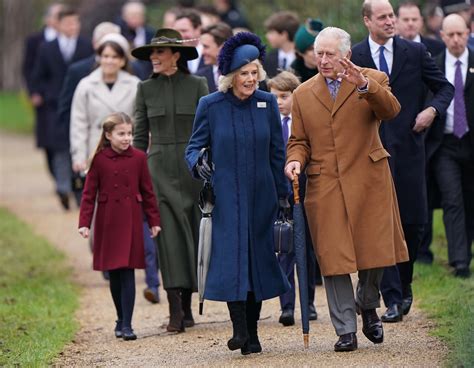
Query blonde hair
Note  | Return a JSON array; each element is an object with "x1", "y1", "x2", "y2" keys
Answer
[
  {"x1": 89, "y1": 112, "x2": 134, "y2": 167},
  {"x1": 218, "y1": 59, "x2": 267, "y2": 93}
]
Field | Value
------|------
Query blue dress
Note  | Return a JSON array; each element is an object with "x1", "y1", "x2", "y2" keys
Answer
[{"x1": 185, "y1": 89, "x2": 290, "y2": 302}]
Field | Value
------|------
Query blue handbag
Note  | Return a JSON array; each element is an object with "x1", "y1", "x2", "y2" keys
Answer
[{"x1": 274, "y1": 210, "x2": 294, "y2": 254}]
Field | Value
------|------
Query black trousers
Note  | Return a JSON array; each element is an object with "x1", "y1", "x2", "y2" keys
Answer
[
  {"x1": 432, "y1": 134, "x2": 474, "y2": 268},
  {"x1": 109, "y1": 268, "x2": 136, "y2": 329},
  {"x1": 381, "y1": 223, "x2": 424, "y2": 307}
]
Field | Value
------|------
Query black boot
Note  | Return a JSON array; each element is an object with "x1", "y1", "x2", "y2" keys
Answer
[
  {"x1": 166, "y1": 288, "x2": 185, "y2": 332},
  {"x1": 227, "y1": 301, "x2": 249, "y2": 351},
  {"x1": 181, "y1": 289, "x2": 195, "y2": 327},
  {"x1": 241, "y1": 292, "x2": 262, "y2": 355}
]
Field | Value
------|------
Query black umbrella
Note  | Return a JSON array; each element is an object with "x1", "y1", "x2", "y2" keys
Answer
[
  {"x1": 197, "y1": 148, "x2": 215, "y2": 315},
  {"x1": 293, "y1": 174, "x2": 310, "y2": 348}
]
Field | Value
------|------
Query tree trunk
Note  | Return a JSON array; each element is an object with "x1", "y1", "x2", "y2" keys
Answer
[{"x1": 0, "y1": 0, "x2": 34, "y2": 91}]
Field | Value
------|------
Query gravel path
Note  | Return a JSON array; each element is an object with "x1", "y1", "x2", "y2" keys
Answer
[{"x1": 0, "y1": 132, "x2": 447, "y2": 367}]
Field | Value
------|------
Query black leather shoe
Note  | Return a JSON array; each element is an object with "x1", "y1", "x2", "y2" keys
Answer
[
  {"x1": 381, "y1": 304, "x2": 403, "y2": 323},
  {"x1": 144, "y1": 287, "x2": 160, "y2": 304},
  {"x1": 454, "y1": 267, "x2": 471, "y2": 278},
  {"x1": 121, "y1": 327, "x2": 137, "y2": 341},
  {"x1": 402, "y1": 296, "x2": 413, "y2": 315},
  {"x1": 309, "y1": 304, "x2": 318, "y2": 321},
  {"x1": 278, "y1": 309, "x2": 295, "y2": 326},
  {"x1": 358, "y1": 307, "x2": 383, "y2": 344},
  {"x1": 334, "y1": 333, "x2": 357, "y2": 352},
  {"x1": 58, "y1": 192, "x2": 70, "y2": 210}
]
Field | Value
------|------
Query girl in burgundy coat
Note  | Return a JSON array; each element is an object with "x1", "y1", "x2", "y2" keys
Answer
[{"x1": 78, "y1": 112, "x2": 161, "y2": 340}]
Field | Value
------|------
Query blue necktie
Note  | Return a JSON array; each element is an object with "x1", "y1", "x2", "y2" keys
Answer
[
  {"x1": 328, "y1": 80, "x2": 340, "y2": 100},
  {"x1": 282, "y1": 116, "x2": 290, "y2": 144},
  {"x1": 453, "y1": 60, "x2": 468, "y2": 138},
  {"x1": 379, "y1": 46, "x2": 389, "y2": 76}
]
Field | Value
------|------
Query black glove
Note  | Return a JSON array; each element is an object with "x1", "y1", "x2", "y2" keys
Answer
[
  {"x1": 279, "y1": 197, "x2": 291, "y2": 217},
  {"x1": 195, "y1": 158, "x2": 213, "y2": 181}
]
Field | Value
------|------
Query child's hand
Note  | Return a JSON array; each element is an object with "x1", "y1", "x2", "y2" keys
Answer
[
  {"x1": 78, "y1": 227, "x2": 90, "y2": 238},
  {"x1": 150, "y1": 226, "x2": 161, "y2": 238}
]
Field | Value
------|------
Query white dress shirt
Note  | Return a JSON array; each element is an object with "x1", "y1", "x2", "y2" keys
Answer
[
  {"x1": 278, "y1": 49, "x2": 296, "y2": 70},
  {"x1": 188, "y1": 43, "x2": 203, "y2": 74},
  {"x1": 444, "y1": 48, "x2": 469, "y2": 134},
  {"x1": 368, "y1": 36, "x2": 394, "y2": 75},
  {"x1": 133, "y1": 27, "x2": 146, "y2": 47},
  {"x1": 212, "y1": 65, "x2": 220, "y2": 87},
  {"x1": 57, "y1": 34, "x2": 77, "y2": 62},
  {"x1": 44, "y1": 26, "x2": 57, "y2": 42}
]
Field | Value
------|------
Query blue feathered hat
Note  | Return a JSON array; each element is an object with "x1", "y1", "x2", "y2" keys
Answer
[{"x1": 218, "y1": 32, "x2": 266, "y2": 75}]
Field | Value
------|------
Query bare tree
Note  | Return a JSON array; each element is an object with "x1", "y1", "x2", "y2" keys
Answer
[{"x1": 0, "y1": 0, "x2": 35, "y2": 91}]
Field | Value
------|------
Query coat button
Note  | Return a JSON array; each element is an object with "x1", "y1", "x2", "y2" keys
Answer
[
  {"x1": 114, "y1": 184, "x2": 118, "y2": 188},
  {"x1": 114, "y1": 170, "x2": 118, "y2": 175}
]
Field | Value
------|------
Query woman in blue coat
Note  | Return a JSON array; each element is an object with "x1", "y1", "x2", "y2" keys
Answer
[{"x1": 185, "y1": 33, "x2": 290, "y2": 355}]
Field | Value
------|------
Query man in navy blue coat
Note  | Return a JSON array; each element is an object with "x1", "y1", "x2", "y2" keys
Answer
[
  {"x1": 351, "y1": 0, "x2": 454, "y2": 322},
  {"x1": 23, "y1": 2, "x2": 63, "y2": 177},
  {"x1": 31, "y1": 6, "x2": 93, "y2": 209}
]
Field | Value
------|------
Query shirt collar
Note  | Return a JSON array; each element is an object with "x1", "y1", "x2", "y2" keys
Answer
[
  {"x1": 446, "y1": 47, "x2": 469, "y2": 67},
  {"x1": 103, "y1": 146, "x2": 133, "y2": 158},
  {"x1": 368, "y1": 36, "x2": 393, "y2": 54},
  {"x1": 325, "y1": 77, "x2": 342, "y2": 85}
]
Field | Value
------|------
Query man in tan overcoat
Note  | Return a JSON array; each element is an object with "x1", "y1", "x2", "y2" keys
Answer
[{"x1": 285, "y1": 27, "x2": 408, "y2": 352}]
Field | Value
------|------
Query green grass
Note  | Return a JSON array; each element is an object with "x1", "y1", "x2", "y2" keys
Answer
[
  {"x1": 412, "y1": 210, "x2": 474, "y2": 367},
  {"x1": 0, "y1": 207, "x2": 78, "y2": 366},
  {"x1": 0, "y1": 92, "x2": 34, "y2": 134}
]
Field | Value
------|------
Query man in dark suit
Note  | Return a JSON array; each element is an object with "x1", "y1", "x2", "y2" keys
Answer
[
  {"x1": 31, "y1": 6, "x2": 93, "y2": 209},
  {"x1": 426, "y1": 14, "x2": 474, "y2": 278},
  {"x1": 116, "y1": 1, "x2": 154, "y2": 77},
  {"x1": 395, "y1": 1, "x2": 445, "y2": 264},
  {"x1": 263, "y1": 11, "x2": 300, "y2": 78},
  {"x1": 196, "y1": 22, "x2": 233, "y2": 93},
  {"x1": 396, "y1": 1, "x2": 445, "y2": 57},
  {"x1": 174, "y1": 9, "x2": 206, "y2": 74},
  {"x1": 23, "y1": 2, "x2": 63, "y2": 177},
  {"x1": 351, "y1": 0, "x2": 454, "y2": 322}
]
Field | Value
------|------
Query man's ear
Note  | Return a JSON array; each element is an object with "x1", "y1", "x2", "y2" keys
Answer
[{"x1": 346, "y1": 49, "x2": 352, "y2": 59}]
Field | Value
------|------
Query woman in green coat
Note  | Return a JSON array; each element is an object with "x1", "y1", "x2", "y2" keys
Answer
[{"x1": 132, "y1": 29, "x2": 208, "y2": 332}]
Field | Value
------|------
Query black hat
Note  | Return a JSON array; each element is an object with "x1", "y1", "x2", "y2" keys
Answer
[{"x1": 131, "y1": 28, "x2": 199, "y2": 61}]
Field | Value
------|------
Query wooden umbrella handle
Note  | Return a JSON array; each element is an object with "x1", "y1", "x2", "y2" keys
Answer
[{"x1": 292, "y1": 173, "x2": 300, "y2": 205}]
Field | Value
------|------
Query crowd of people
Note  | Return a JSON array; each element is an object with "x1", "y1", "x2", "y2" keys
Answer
[{"x1": 22, "y1": 0, "x2": 473, "y2": 354}]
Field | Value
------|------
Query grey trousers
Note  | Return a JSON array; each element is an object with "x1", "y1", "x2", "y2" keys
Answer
[{"x1": 324, "y1": 268, "x2": 383, "y2": 336}]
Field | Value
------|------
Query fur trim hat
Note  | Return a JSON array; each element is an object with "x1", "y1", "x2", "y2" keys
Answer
[{"x1": 217, "y1": 32, "x2": 266, "y2": 75}]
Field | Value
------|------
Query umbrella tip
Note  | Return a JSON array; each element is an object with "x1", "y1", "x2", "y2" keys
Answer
[
  {"x1": 199, "y1": 302, "x2": 204, "y2": 315},
  {"x1": 303, "y1": 334, "x2": 309, "y2": 349}
]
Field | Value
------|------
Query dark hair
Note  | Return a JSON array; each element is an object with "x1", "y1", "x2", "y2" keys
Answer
[
  {"x1": 196, "y1": 4, "x2": 219, "y2": 17},
  {"x1": 58, "y1": 6, "x2": 78, "y2": 21},
  {"x1": 96, "y1": 41, "x2": 131, "y2": 73},
  {"x1": 201, "y1": 22, "x2": 233, "y2": 46},
  {"x1": 175, "y1": 8, "x2": 202, "y2": 29},
  {"x1": 395, "y1": 1, "x2": 421, "y2": 16},
  {"x1": 264, "y1": 11, "x2": 300, "y2": 41},
  {"x1": 150, "y1": 47, "x2": 190, "y2": 78}
]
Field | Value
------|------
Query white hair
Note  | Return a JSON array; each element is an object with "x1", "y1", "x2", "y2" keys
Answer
[
  {"x1": 218, "y1": 59, "x2": 267, "y2": 93},
  {"x1": 314, "y1": 27, "x2": 352, "y2": 56}
]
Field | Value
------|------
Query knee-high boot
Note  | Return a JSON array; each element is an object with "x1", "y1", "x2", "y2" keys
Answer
[
  {"x1": 166, "y1": 288, "x2": 185, "y2": 332},
  {"x1": 241, "y1": 292, "x2": 262, "y2": 354},
  {"x1": 181, "y1": 288, "x2": 195, "y2": 327},
  {"x1": 226, "y1": 301, "x2": 249, "y2": 351}
]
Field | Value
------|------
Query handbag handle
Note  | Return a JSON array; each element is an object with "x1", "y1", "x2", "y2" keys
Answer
[{"x1": 292, "y1": 173, "x2": 300, "y2": 205}]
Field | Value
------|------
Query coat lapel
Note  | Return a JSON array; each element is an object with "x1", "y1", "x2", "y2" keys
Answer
[
  {"x1": 332, "y1": 80, "x2": 355, "y2": 116},
  {"x1": 465, "y1": 49, "x2": 474, "y2": 91},
  {"x1": 51, "y1": 39, "x2": 67, "y2": 67},
  {"x1": 354, "y1": 38, "x2": 377, "y2": 70},
  {"x1": 390, "y1": 37, "x2": 408, "y2": 85},
  {"x1": 311, "y1": 74, "x2": 333, "y2": 113},
  {"x1": 88, "y1": 70, "x2": 136, "y2": 111}
]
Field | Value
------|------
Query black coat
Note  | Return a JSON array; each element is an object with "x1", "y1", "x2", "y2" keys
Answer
[
  {"x1": 31, "y1": 37, "x2": 93, "y2": 149},
  {"x1": 23, "y1": 29, "x2": 48, "y2": 94},
  {"x1": 196, "y1": 65, "x2": 217, "y2": 93},
  {"x1": 263, "y1": 49, "x2": 279, "y2": 78},
  {"x1": 420, "y1": 35, "x2": 445, "y2": 58},
  {"x1": 351, "y1": 36, "x2": 454, "y2": 224}
]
